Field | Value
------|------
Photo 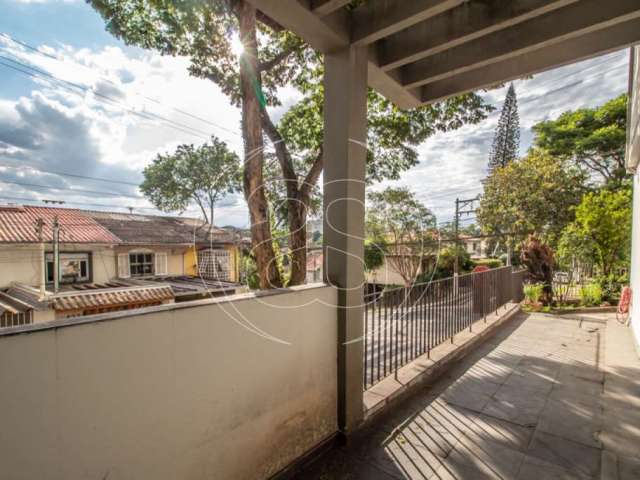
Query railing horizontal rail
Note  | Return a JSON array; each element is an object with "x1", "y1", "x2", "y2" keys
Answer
[{"x1": 364, "y1": 266, "x2": 523, "y2": 390}]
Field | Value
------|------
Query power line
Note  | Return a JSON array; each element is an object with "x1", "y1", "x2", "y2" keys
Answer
[
  {"x1": 0, "y1": 56, "x2": 220, "y2": 142},
  {"x1": 0, "y1": 179, "x2": 141, "y2": 199},
  {"x1": 0, "y1": 195, "x2": 204, "y2": 217},
  {"x1": 0, "y1": 163, "x2": 140, "y2": 187},
  {"x1": 0, "y1": 32, "x2": 241, "y2": 138}
]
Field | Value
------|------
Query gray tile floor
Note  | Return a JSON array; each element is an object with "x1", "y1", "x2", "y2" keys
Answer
[{"x1": 297, "y1": 312, "x2": 640, "y2": 480}]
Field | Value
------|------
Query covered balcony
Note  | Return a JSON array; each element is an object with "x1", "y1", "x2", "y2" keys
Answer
[{"x1": 1, "y1": 1, "x2": 640, "y2": 479}]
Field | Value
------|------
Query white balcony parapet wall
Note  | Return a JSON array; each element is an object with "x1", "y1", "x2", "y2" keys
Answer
[
  {"x1": 0, "y1": 284, "x2": 338, "y2": 480},
  {"x1": 628, "y1": 46, "x2": 640, "y2": 349}
]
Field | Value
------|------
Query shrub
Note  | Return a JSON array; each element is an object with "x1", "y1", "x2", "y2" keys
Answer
[
  {"x1": 472, "y1": 258, "x2": 503, "y2": 269},
  {"x1": 579, "y1": 283, "x2": 603, "y2": 307},
  {"x1": 520, "y1": 236, "x2": 554, "y2": 305},
  {"x1": 523, "y1": 283, "x2": 544, "y2": 305},
  {"x1": 595, "y1": 272, "x2": 628, "y2": 303}
]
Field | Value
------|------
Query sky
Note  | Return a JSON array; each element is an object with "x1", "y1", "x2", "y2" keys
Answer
[{"x1": 0, "y1": 0, "x2": 632, "y2": 228}]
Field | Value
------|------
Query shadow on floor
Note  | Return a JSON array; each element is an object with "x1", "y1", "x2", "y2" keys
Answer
[{"x1": 293, "y1": 312, "x2": 640, "y2": 480}]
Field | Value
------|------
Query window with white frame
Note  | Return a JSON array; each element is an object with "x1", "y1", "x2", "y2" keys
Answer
[
  {"x1": 197, "y1": 249, "x2": 231, "y2": 281},
  {"x1": 117, "y1": 251, "x2": 168, "y2": 278},
  {"x1": 46, "y1": 252, "x2": 91, "y2": 284}
]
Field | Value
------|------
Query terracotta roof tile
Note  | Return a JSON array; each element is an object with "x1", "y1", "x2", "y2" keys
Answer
[{"x1": 0, "y1": 206, "x2": 120, "y2": 244}]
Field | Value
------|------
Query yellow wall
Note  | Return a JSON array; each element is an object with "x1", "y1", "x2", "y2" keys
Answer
[
  {"x1": 184, "y1": 246, "x2": 197, "y2": 276},
  {"x1": 115, "y1": 246, "x2": 187, "y2": 276},
  {"x1": 184, "y1": 245, "x2": 240, "y2": 283}
]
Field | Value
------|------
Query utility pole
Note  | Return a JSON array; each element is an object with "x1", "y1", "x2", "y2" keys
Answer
[
  {"x1": 454, "y1": 198, "x2": 460, "y2": 278},
  {"x1": 35, "y1": 218, "x2": 45, "y2": 298},
  {"x1": 452, "y1": 196, "x2": 479, "y2": 277},
  {"x1": 52, "y1": 216, "x2": 60, "y2": 293}
]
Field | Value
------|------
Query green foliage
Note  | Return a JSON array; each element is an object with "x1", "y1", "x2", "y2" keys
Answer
[
  {"x1": 240, "y1": 252, "x2": 260, "y2": 290},
  {"x1": 579, "y1": 283, "x2": 603, "y2": 307},
  {"x1": 560, "y1": 187, "x2": 632, "y2": 276},
  {"x1": 595, "y1": 272, "x2": 629, "y2": 303},
  {"x1": 364, "y1": 240, "x2": 386, "y2": 273},
  {"x1": 533, "y1": 94, "x2": 628, "y2": 186},
  {"x1": 367, "y1": 187, "x2": 437, "y2": 286},
  {"x1": 417, "y1": 246, "x2": 473, "y2": 282},
  {"x1": 140, "y1": 135, "x2": 241, "y2": 223},
  {"x1": 88, "y1": 0, "x2": 308, "y2": 106},
  {"x1": 478, "y1": 151, "x2": 586, "y2": 247},
  {"x1": 472, "y1": 258, "x2": 503, "y2": 269},
  {"x1": 277, "y1": 71, "x2": 494, "y2": 187},
  {"x1": 90, "y1": 0, "x2": 496, "y2": 287},
  {"x1": 488, "y1": 83, "x2": 520, "y2": 173},
  {"x1": 523, "y1": 283, "x2": 544, "y2": 304}
]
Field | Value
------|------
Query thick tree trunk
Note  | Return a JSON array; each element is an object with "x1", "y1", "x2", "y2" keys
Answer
[
  {"x1": 238, "y1": 2, "x2": 282, "y2": 289},
  {"x1": 288, "y1": 199, "x2": 307, "y2": 285}
]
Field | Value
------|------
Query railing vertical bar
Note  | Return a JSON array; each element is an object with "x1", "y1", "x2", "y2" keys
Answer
[
  {"x1": 383, "y1": 291, "x2": 388, "y2": 378},
  {"x1": 376, "y1": 290, "x2": 381, "y2": 384},
  {"x1": 364, "y1": 295, "x2": 368, "y2": 388},
  {"x1": 394, "y1": 289, "x2": 399, "y2": 379},
  {"x1": 427, "y1": 284, "x2": 431, "y2": 357}
]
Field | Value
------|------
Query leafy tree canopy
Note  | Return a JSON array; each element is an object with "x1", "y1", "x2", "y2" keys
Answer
[
  {"x1": 140, "y1": 135, "x2": 241, "y2": 224},
  {"x1": 532, "y1": 94, "x2": 628, "y2": 186},
  {"x1": 558, "y1": 187, "x2": 632, "y2": 276},
  {"x1": 478, "y1": 151, "x2": 586, "y2": 247},
  {"x1": 366, "y1": 187, "x2": 437, "y2": 286},
  {"x1": 90, "y1": 0, "x2": 494, "y2": 287}
]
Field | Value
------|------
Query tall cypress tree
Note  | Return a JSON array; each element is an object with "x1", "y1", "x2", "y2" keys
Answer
[{"x1": 488, "y1": 83, "x2": 520, "y2": 173}]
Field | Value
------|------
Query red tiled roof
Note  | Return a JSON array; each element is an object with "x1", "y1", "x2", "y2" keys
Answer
[{"x1": 0, "y1": 205, "x2": 121, "y2": 244}]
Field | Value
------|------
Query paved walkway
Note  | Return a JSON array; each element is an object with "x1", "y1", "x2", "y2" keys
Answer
[{"x1": 297, "y1": 312, "x2": 640, "y2": 480}]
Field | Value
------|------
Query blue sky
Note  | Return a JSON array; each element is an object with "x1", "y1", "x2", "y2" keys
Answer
[{"x1": 0, "y1": 0, "x2": 632, "y2": 227}]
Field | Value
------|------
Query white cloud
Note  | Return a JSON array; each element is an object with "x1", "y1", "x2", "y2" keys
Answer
[
  {"x1": 0, "y1": 40, "x2": 248, "y2": 226},
  {"x1": 0, "y1": 36, "x2": 632, "y2": 229},
  {"x1": 386, "y1": 49, "x2": 630, "y2": 223}
]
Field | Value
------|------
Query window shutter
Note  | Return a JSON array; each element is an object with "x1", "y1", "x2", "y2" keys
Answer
[
  {"x1": 155, "y1": 252, "x2": 168, "y2": 275},
  {"x1": 118, "y1": 254, "x2": 130, "y2": 278}
]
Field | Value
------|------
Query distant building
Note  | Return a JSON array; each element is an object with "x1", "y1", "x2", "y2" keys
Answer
[
  {"x1": 0, "y1": 204, "x2": 240, "y2": 326},
  {"x1": 460, "y1": 235, "x2": 489, "y2": 259}
]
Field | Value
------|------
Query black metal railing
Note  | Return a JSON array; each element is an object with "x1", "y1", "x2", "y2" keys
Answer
[{"x1": 363, "y1": 266, "x2": 522, "y2": 390}]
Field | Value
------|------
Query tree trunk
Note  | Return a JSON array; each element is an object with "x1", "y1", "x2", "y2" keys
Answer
[
  {"x1": 238, "y1": 2, "x2": 282, "y2": 289},
  {"x1": 288, "y1": 199, "x2": 307, "y2": 285}
]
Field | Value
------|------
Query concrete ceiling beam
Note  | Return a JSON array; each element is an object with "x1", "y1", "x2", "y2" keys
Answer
[
  {"x1": 311, "y1": 0, "x2": 352, "y2": 16},
  {"x1": 379, "y1": 0, "x2": 577, "y2": 71},
  {"x1": 247, "y1": 0, "x2": 422, "y2": 109},
  {"x1": 351, "y1": 0, "x2": 464, "y2": 45},
  {"x1": 420, "y1": 17, "x2": 640, "y2": 104},
  {"x1": 402, "y1": 0, "x2": 640, "y2": 88}
]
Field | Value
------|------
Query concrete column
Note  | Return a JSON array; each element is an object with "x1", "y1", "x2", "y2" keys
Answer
[{"x1": 323, "y1": 45, "x2": 368, "y2": 433}]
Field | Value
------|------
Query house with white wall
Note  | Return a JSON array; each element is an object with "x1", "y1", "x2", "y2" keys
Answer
[{"x1": 0, "y1": 205, "x2": 240, "y2": 324}]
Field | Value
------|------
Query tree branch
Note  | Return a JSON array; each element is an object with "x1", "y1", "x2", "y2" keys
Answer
[
  {"x1": 259, "y1": 46, "x2": 296, "y2": 72},
  {"x1": 300, "y1": 147, "x2": 323, "y2": 205},
  {"x1": 260, "y1": 106, "x2": 298, "y2": 197}
]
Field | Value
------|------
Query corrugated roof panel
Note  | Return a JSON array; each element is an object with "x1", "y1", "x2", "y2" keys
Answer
[{"x1": 52, "y1": 285, "x2": 174, "y2": 311}]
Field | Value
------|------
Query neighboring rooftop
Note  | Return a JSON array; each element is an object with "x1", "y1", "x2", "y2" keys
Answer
[
  {"x1": 88, "y1": 210, "x2": 235, "y2": 246},
  {"x1": 0, "y1": 204, "x2": 120, "y2": 244},
  {"x1": 0, "y1": 204, "x2": 236, "y2": 246}
]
